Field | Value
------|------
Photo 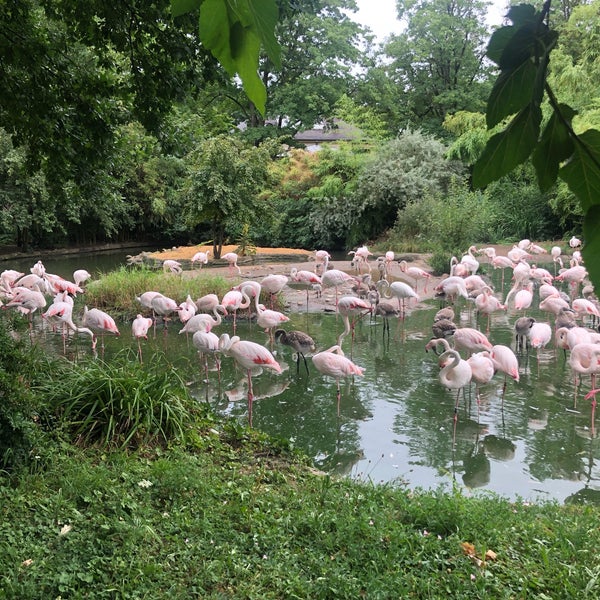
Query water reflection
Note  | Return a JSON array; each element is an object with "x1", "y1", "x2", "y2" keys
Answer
[{"x1": 8, "y1": 252, "x2": 600, "y2": 504}]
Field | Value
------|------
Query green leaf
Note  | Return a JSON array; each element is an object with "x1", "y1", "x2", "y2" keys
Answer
[
  {"x1": 473, "y1": 104, "x2": 541, "y2": 188},
  {"x1": 583, "y1": 204, "x2": 600, "y2": 292},
  {"x1": 506, "y1": 4, "x2": 538, "y2": 27},
  {"x1": 246, "y1": 0, "x2": 281, "y2": 68},
  {"x1": 559, "y1": 129, "x2": 600, "y2": 213},
  {"x1": 171, "y1": 0, "x2": 202, "y2": 18},
  {"x1": 487, "y1": 60, "x2": 537, "y2": 128},
  {"x1": 498, "y1": 24, "x2": 538, "y2": 70},
  {"x1": 199, "y1": 0, "x2": 236, "y2": 74},
  {"x1": 487, "y1": 26, "x2": 517, "y2": 65},
  {"x1": 531, "y1": 105, "x2": 576, "y2": 191}
]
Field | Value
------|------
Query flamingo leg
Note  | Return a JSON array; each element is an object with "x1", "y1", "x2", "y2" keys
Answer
[
  {"x1": 301, "y1": 352, "x2": 310, "y2": 376},
  {"x1": 137, "y1": 339, "x2": 143, "y2": 364},
  {"x1": 336, "y1": 379, "x2": 341, "y2": 416},
  {"x1": 247, "y1": 369, "x2": 254, "y2": 427}
]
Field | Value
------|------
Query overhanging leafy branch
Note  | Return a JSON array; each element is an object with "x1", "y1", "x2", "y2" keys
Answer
[{"x1": 472, "y1": 1, "x2": 600, "y2": 288}]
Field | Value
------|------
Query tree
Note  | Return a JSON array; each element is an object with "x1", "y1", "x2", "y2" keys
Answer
[
  {"x1": 181, "y1": 136, "x2": 272, "y2": 257},
  {"x1": 473, "y1": 1, "x2": 600, "y2": 288},
  {"x1": 384, "y1": 0, "x2": 493, "y2": 134}
]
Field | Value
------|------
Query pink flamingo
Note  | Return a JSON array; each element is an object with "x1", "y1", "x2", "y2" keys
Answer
[
  {"x1": 136, "y1": 291, "x2": 164, "y2": 312},
  {"x1": 556, "y1": 264, "x2": 588, "y2": 298},
  {"x1": 513, "y1": 281, "x2": 534, "y2": 312},
  {"x1": 314, "y1": 250, "x2": 331, "y2": 275},
  {"x1": 195, "y1": 293, "x2": 220, "y2": 313},
  {"x1": 218, "y1": 333, "x2": 282, "y2": 426},
  {"x1": 311, "y1": 344, "x2": 365, "y2": 415},
  {"x1": 336, "y1": 295, "x2": 372, "y2": 352},
  {"x1": 467, "y1": 351, "x2": 495, "y2": 422},
  {"x1": 193, "y1": 327, "x2": 222, "y2": 390},
  {"x1": 73, "y1": 269, "x2": 91, "y2": 288},
  {"x1": 42, "y1": 301, "x2": 95, "y2": 352},
  {"x1": 260, "y1": 274, "x2": 289, "y2": 308},
  {"x1": 452, "y1": 327, "x2": 492, "y2": 355},
  {"x1": 398, "y1": 260, "x2": 431, "y2": 292},
  {"x1": 321, "y1": 269, "x2": 355, "y2": 310},
  {"x1": 289, "y1": 268, "x2": 322, "y2": 312},
  {"x1": 178, "y1": 294, "x2": 197, "y2": 324},
  {"x1": 490, "y1": 344, "x2": 520, "y2": 408},
  {"x1": 132, "y1": 314, "x2": 153, "y2": 362},
  {"x1": 251, "y1": 293, "x2": 290, "y2": 347},
  {"x1": 162, "y1": 259, "x2": 182, "y2": 274},
  {"x1": 191, "y1": 250, "x2": 210, "y2": 268},
  {"x1": 377, "y1": 279, "x2": 419, "y2": 319},
  {"x1": 569, "y1": 343, "x2": 600, "y2": 407},
  {"x1": 222, "y1": 252, "x2": 242, "y2": 276},
  {"x1": 180, "y1": 305, "x2": 227, "y2": 336},
  {"x1": 572, "y1": 298, "x2": 600, "y2": 326},
  {"x1": 474, "y1": 286, "x2": 505, "y2": 333},
  {"x1": 220, "y1": 288, "x2": 251, "y2": 333},
  {"x1": 528, "y1": 321, "x2": 552, "y2": 373},
  {"x1": 435, "y1": 276, "x2": 469, "y2": 304},
  {"x1": 150, "y1": 294, "x2": 181, "y2": 332},
  {"x1": 82, "y1": 306, "x2": 120, "y2": 351}
]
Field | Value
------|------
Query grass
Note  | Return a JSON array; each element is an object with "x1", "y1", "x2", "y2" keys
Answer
[
  {"x1": 2, "y1": 437, "x2": 600, "y2": 599},
  {"x1": 85, "y1": 266, "x2": 233, "y2": 318}
]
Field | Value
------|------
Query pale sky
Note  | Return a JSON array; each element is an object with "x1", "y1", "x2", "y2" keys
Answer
[{"x1": 353, "y1": 0, "x2": 510, "y2": 43}]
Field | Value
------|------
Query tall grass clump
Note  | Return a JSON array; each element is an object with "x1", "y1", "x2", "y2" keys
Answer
[
  {"x1": 38, "y1": 350, "x2": 199, "y2": 449},
  {"x1": 85, "y1": 266, "x2": 232, "y2": 318}
]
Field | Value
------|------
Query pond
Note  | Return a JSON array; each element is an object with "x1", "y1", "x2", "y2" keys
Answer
[{"x1": 5, "y1": 249, "x2": 599, "y2": 505}]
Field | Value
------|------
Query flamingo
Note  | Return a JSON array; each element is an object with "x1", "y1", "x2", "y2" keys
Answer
[
  {"x1": 475, "y1": 286, "x2": 506, "y2": 332},
  {"x1": 507, "y1": 245, "x2": 531, "y2": 263},
  {"x1": 311, "y1": 344, "x2": 365, "y2": 415},
  {"x1": 321, "y1": 269, "x2": 355, "y2": 309},
  {"x1": 452, "y1": 327, "x2": 493, "y2": 355},
  {"x1": 528, "y1": 321, "x2": 553, "y2": 372},
  {"x1": 151, "y1": 294, "x2": 181, "y2": 331},
  {"x1": 569, "y1": 236, "x2": 582, "y2": 249},
  {"x1": 163, "y1": 259, "x2": 182, "y2": 274},
  {"x1": 551, "y1": 246, "x2": 563, "y2": 273},
  {"x1": 42, "y1": 301, "x2": 96, "y2": 352},
  {"x1": 136, "y1": 291, "x2": 163, "y2": 313},
  {"x1": 289, "y1": 268, "x2": 321, "y2": 312},
  {"x1": 178, "y1": 294, "x2": 197, "y2": 324},
  {"x1": 132, "y1": 314, "x2": 153, "y2": 362},
  {"x1": 434, "y1": 276, "x2": 468, "y2": 304},
  {"x1": 569, "y1": 343, "x2": 600, "y2": 407},
  {"x1": 377, "y1": 279, "x2": 419, "y2": 318},
  {"x1": 30, "y1": 260, "x2": 46, "y2": 278},
  {"x1": 374, "y1": 298, "x2": 401, "y2": 339},
  {"x1": 431, "y1": 318, "x2": 456, "y2": 341},
  {"x1": 336, "y1": 295, "x2": 372, "y2": 351},
  {"x1": 260, "y1": 274, "x2": 289, "y2": 308},
  {"x1": 195, "y1": 293, "x2": 220, "y2": 314},
  {"x1": 556, "y1": 264, "x2": 588, "y2": 298},
  {"x1": 572, "y1": 298, "x2": 600, "y2": 326},
  {"x1": 73, "y1": 269, "x2": 91, "y2": 288},
  {"x1": 460, "y1": 245, "x2": 480, "y2": 275},
  {"x1": 436, "y1": 347, "x2": 472, "y2": 438},
  {"x1": 450, "y1": 256, "x2": 469, "y2": 278},
  {"x1": 191, "y1": 250, "x2": 210, "y2": 268},
  {"x1": 514, "y1": 316, "x2": 535, "y2": 352},
  {"x1": 220, "y1": 288, "x2": 251, "y2": 333},
  {"x1": 274, "y1": 329, "x2": 316, "y2": 375},
  {"x1": 222, "y1": 252, "x2": 242, "y2": 276},
  {"x1": 398, "y1": 260, "x2": 431, "y2": 292},
  {"x1": 467, "y1": 351, "x2": 495, "y2": 421},
  {"x1": 513, "y1": 281, "x2": 534, "y2": 312},
  {"x1": 218, "y1": 333, "x2": 282, "y2": 426},
  {"x1": 490, "y1": 344, "x2": 520, "y2": 407},
  {"x1": 179, "y1": 305, "x2": 227, "y2": 336},
  {"x1": 314, "y1": 250, "x2": 331, "y2": 275},
  {"x1": 348, "y1": 246, "x2": 372, "y2": 274},
  {"x1": 193, "y1": 327, "x2": 221, "y2": 388},
  {"x1": 251, "y1": 294, "x2": 290, "y2": 347},
  {"x1": 82, "y1": 306, "x2": 120, "y2": 351}
]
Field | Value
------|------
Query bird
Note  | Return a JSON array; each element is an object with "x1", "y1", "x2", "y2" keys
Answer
[
  {"x1": 289, "y1": 268, "x2": 322, "y2": 312},
  {"x1": 321, "y1": 269, "x2": 356, "y2": 309},
  {"x1": 475, "y1": 286, "x2": 506, "y2": 332},
  {"x1": 514, "y1": 316, "x2": 535, "y2": 352},
  {"x1": 467, "y1": 351, "x2": 495, "y2": 421},
  {"x1": 551, "y1": 246, "x2": 563, "y2": 272},
  {"x1": 311, "y1": 344, "x2": 365, "y2": 415},
  {"x1": 569, "y1": 236, "x2": 582, "y2": 249},
  {"x1": 82, "y1": 306, "x2": 120, "y2": 351},
  {"x1": 513, "y1": 281, "x2": 534, "y2": 312},
  {"x1": 191, "y1": 250, "x2": 210, "y2": 268},
  {"x1": 452, "y1": 327, "x2": 493, "y2": 355},
  {"x1": 436, "y1": 348, "x2": 472, "y2": 434},
  {"x1": 572, "y1": 298, "x2": 600, "y2": 326},
  {"x1": 136, "y1": 291, "x2": 164, "y2": 313},
  {"x1": 556, "y1": 264, "x2": 588, "y2": 298},
  {"x1": 42, "y1": 301, "x2": 96, "y2": 352},
  {"x1": 221, "y1": 252, "x2": 242, "y2": 276},
  {"x1": 150, "y1": 294, "x2": 181, "y2": 331},
  {"x1": 398, "y1": 260, "x2": 431, "y2": 292},
  {"x1": 178, "y1": 294, "x2": 197, "y2": 324},
  {"x1": 336, "y1": 295, "x2": 372, "y2": 351},
  {"x1": 220, "y1": 289, "x2": 251, "y2": 333},
  {"x1": 377, "y1": 279, "x2": 419, "y2": 318},
  {"x1": 195, "y1": 293, "x2": 220, "y2": 314},
  {"x1": 490, "y1": 344, "x2": 520, "y2": 407},
  {"x1": 251, "y1": 294, "x2": 290, "y2": 347},
  {"x1": 163, "y1": 259, "x2": 182, "y2": 274},
  {"x1": 260, "y1": 274, "x2": 289, "y2": 308},
  {"x1": 431, "y1": 318, "x2": 456, "y2": 341},
  {"x1": 434, "y1": 276, "x2": 468, "y2": 304},
  {"x1": 314, "y1": 250, "x2": 331, "y2": 275},
  {"x1": 374, "y1": 298, "x2": 401, "y2": 339},
  {"x1": 132, "y1": 314, "x2": 153, "y2": 362},
  {"x1": 569, "y1": 343, "x2": 600, "y2": 407},
  {"x1": 274, "y1": 329, "x2": 316, "y2": 375},
  {"x1": 528, "y1": 321, "x2": 553, "y2": 372},
  {"x1": 218, "y1": 333, "x2": 282, "y2": 426},
  {"x1": 460, "y1": 245, "x2": 480, "y2": 275},
  {"x1": 193, "y1": 327, "x2": 222, "y2": 388},
  {"x1": 73, "y1": 269, "x2": 91, "y2": 288}
]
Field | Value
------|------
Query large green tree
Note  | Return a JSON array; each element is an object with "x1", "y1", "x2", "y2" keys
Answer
[{"x1": 384, "y1": 0, "x2": 493, "y2": 134}]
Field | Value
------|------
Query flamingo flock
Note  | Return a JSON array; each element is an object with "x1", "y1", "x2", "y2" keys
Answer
[{"x1": 2, "y1": 237, "x2": 597, "y2": 435}]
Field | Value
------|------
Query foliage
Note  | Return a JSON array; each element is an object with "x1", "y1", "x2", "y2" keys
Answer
[
  {"x1": 0, "y1": 320, "x2": 48, "y2": 471},
  {"x1": 391, "y1": 182, "x2": 496, "y2": 271},
  {"x1": 333, "y1": 94, "x2": 390, "y2": 141},
  {"x1": 472, "y1": 2, "x2": 600, "y2": 289},
  {"x1": 171, "y1": 0, "x2": 281, "y2": 115},
  {"x1": 384, "y1": 0, "x2": 493, "y2": 135},
  {"x1": 3, "y1": 443, "x2": 600, "y2": 597},
  {"x1": 39, "y1": 351, "x2": 198, "y2": 449},
  {"x1": 348, "y1": 129, "x2": 464, "y2": 247},
  {"x1": 84, "y1": 266, "x2": 232, "y2": 319},
  {"x1": 181, "y1": 135, "x2": 272, "y2": 257}
]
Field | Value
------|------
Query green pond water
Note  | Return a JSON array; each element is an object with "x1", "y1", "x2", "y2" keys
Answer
[{"x1": 6, "y1": 251, "x2": 599, "y2": 504}]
